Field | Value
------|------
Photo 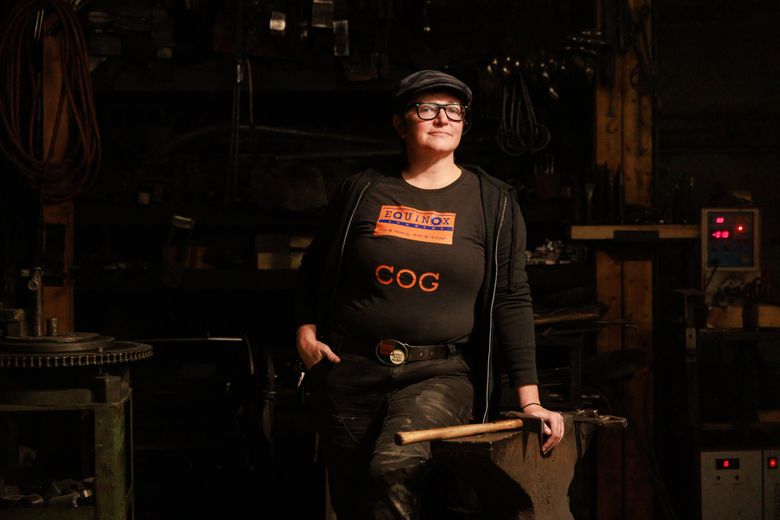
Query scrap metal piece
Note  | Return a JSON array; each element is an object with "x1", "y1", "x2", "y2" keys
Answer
[
  {"x1": 0, "y1": 493, "x2": 45, "y2": 507},
  {"x1": 572, "y1": 408, "x2": 628, "y2": 428}
]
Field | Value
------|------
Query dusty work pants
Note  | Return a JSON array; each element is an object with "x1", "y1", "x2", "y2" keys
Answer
[{"x1": 308, "y1": 351, "x2": 474, "y2": 520}]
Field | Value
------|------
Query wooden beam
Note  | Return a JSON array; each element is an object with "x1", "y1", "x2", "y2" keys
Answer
[
  {"x1": 593, "y1": 1, "x2": 654, "y2": 516},
  {"x1": 42, "y1": 203, "x2": 74, "y2": 333},
  {"x1": 595, "y1": 250, "x2": 623, "y2": 353},
  {"x1": 42, "y1": 24, "x2": 74, "y2": 332},
  {"x1": 594, "y1": 256, "x2": 656, "y2": 519},
  {"x1": 595, "y1": 250, "x2": 624, "y2": 520},
  {"x1": 621, "y1": 260, "x2": 654, "y2": 517},
  {"x1": 596, "y1": 0, "x2": 653, "y2": 208},
  {"x1": 570, "y1": 224, "x2": 698, "y2": 240},
  {"x1": 594, "y1": 11, "x2": 624, "y2": 176}
]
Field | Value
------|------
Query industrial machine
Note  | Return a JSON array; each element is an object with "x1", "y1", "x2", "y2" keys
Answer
[
  {"x1": 0, "y1": 267, "x2": 152, "y2": 519},
  {"x1": 700, "y1": 449, "x2": 779, "y2": 520}
]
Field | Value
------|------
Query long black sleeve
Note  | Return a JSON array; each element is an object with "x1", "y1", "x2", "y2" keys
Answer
[{"x1": 492, "y1": 194, "x2": 538, "y2": 387}]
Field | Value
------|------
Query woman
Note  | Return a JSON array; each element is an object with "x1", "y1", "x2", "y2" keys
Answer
[{"x1": 294, "y1": 69, "x2": 564, "y2": 519}]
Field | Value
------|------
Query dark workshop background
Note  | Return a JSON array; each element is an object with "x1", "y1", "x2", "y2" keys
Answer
[{"x1": 1, "y1": 0, "x2": 779, "y2": 519}]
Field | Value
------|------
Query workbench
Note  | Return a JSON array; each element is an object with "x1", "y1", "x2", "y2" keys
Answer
[{"x1": 0, "y1": 374, "x2": 135, "y2": 520}]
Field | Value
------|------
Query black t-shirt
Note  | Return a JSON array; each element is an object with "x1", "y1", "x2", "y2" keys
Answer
[{"x1": 331, "y1": 169, "x2": 486, "y2": 344}]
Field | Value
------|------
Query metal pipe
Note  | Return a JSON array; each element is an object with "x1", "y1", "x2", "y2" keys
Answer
[
  {"x1": 133, "y1": 336, "x2": 244, "y2": 343},
  {"x1": 47, "y1": 317, "x2": 59, "y2": 336},
  {"x1": 27, "y1": 267, "x2": 44, "y2": 336}
]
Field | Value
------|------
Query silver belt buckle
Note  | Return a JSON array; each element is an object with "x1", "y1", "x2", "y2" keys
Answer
[{"x1": 375, "y1": 339, "x2": 409, "y2": 366}]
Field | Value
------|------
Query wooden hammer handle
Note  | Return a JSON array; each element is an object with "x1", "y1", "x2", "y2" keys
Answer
[{"x1": 394, "y1": 418, "x2": 523, "y2": 446}]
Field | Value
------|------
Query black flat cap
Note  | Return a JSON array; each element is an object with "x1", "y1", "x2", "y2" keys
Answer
[{"x1": 393, "y1": 70, "x2": 472, "y2": 108}]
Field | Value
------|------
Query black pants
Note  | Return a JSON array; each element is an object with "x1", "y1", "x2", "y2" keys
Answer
[{"x1": 308, "y1": 352, "x2": 474, "y2": 519}]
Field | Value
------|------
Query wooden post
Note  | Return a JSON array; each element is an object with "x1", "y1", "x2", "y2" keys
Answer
[
  {"x1": 621, "y1": 260, "x2": 653, "y2": 517},
  {"x1": 596, "y1": 0, "x2": 653, "y2": 208},
  {"x1": 42, "y1": 203, "x2": 74, "y2": 333},
  {"x1": 42, "y1": 21, "x2": 75, "y2": 332},
  {"x1": 594, "y1": 1, "x2": 654, "y2": 518},
  {"x1": 595, "y1": 250, "x2": 625, "y2": 520}
]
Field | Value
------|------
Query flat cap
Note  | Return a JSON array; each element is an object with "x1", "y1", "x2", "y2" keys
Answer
[{"x1": 393, "y1": 70, "x2": 472, "y2": 108}]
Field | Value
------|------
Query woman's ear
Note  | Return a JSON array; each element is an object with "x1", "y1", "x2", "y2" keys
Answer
[{"x1": 392, "y1": 114, "x2": 406, "y2": 138}]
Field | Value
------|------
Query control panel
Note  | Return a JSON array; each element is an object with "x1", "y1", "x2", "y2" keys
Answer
[
  {"x1": 700, "y1": 450, "x2": 761, "y2": 520},
  {"x1": 701, "y1": 208, "x2": 761, "y2": 305},
  {"x1": 704, "y1": 210, "x2": 757, "y2": 268},
  {"x1": 700, "y1": 449, "x2": 780, "y2": 520}
]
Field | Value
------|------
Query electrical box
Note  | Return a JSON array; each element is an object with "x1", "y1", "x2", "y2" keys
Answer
[
  {"x1": 700, "y1": 208, "x2": 761, "y2": 307},
  {"x1": 765, "y1": 449, "x2": 780, "y2": 520},
  {"x1": 700, "y1": 449, "x2": 780, "y2": 520}
]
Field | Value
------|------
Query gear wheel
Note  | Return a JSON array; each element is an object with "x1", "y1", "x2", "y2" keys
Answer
[{"x1": 0, "y1": 340, "x2": 153, "y2": 368}]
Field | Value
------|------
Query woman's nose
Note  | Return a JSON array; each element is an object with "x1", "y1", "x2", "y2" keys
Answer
[{"x1": 433, "y1": 109, "x2": 449, "y2": 124}]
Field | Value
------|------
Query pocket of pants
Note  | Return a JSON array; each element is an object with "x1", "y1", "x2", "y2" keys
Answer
[
  {"x1": 306, "y1": 357, "x2": 331, "y2": 382},
  {"x1": 451, "y1": 354, "x2": 472, "y2": 373},
  {"x1": 328, "y1": 414, "x2": 368, "y2": 448},
  {"x1": 303, "y1": 359, "x2": 331, "y2": 406},
  {"x1": 310, "y1": 356, "x2": 332, "y2": 371}
]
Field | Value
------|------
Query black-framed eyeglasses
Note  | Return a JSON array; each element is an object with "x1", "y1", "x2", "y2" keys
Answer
[{"x1": 408, "y1": 103, "x2": 470, "y2": 122}]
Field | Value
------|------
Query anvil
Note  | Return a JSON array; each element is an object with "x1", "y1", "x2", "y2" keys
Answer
[{"x1": 430, "y1": 411, "x2": 625, "y2": 519}]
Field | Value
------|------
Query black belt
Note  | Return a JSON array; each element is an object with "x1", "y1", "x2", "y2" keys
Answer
[{"x1": 334, "y1": 333, "x2": 466, "y2": 366}]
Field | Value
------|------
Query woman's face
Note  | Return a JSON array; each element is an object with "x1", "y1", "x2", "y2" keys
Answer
[{"x1": 394, "y1": 91, "x2": 465, "y2": 157}]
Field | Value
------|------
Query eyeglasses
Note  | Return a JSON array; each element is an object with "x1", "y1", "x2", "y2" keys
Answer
[{"x1": 408, "y1": 103, "x2": 470, "y2": 122}]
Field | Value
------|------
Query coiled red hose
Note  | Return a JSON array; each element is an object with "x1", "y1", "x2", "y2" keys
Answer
[{"x1": 0, "y1": 0, "x2": 101, "y2": 202}]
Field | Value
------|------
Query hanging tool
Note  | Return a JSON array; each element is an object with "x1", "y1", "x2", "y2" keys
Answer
[
  {"x1": 585, "y1": 182, "x2": 595, "y2": 224},
  {"x1": 495, "y1": 63, "x2": 551, "y2": 156},
  {"x1": 629, "y1": 4, "x2": 658, "y2": 158}
]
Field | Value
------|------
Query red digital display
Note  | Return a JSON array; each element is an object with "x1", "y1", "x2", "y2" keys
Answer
[
  {"x1": 711, "y1": 230, "x2": 730, "y2": 239},
  {"x1": 715, "y1": 217, "x2": 725, "y2": 224},
  {"x1": 716, "y1": 458, "x2": 740, "y2": 470},
  {"x1": 770, "y1": 457, "x2": 778, "y2": 470}
]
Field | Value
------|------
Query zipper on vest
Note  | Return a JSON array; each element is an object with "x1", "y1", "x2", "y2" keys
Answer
[{"x1": 482, "y1": 194, "x2": 508, "y2": 423}]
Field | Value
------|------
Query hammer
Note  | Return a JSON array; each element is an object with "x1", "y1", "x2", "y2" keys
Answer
[{"x1": 395, "y1": 418, "x2": 524, "y2": 446}]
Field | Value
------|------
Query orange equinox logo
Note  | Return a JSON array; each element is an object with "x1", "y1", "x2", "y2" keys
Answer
[
  {"x1": 374, "y1": 205, "x2": 456, "y2": 245},
  {"x1": 375, "y1": 265, "x2": 440, "y2": 292}
]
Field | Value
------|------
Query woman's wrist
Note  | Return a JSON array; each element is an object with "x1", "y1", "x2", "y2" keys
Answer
[{"x1": 520, "y1": 402, "x2": 542, "y2": 411}]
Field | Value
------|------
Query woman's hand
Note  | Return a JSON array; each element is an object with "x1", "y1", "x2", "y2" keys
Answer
[
  {"x1": 522, "y1": 404, "x2": 565, "y2": 454},
  {"x1": 517, "y1": 385, "x2": 564, "y2": 454},
  {"x1": 296, "y1": 324, "x2": 341, "y2": 370}
]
